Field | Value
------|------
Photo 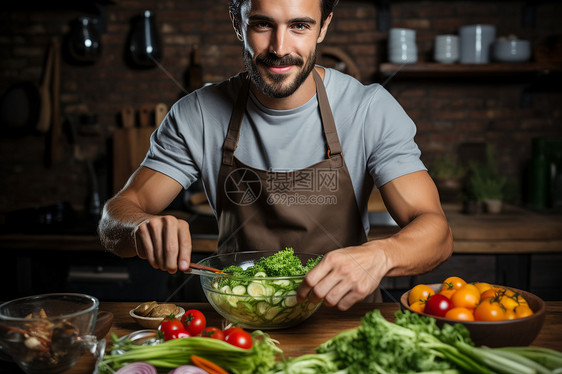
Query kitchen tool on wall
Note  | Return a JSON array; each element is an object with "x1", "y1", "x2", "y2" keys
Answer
[
  {"x1": 67, "y1": 17, "x2": 101, "y2": 64},
  {"x1": 318, "y1": 46, "x2": 361, "y2": 80},
  {"x1": 155, "y1": 102, "x2": 168, "y2": 126},
  {"x1": 0, "y1": 40, "x2": 56, "y2": 137},
  {"x1": 0, "y1": 82, "x2": 40, "y2": 137},
  {"x1": 112, "y1": 104, "x2": 166, "y2": 193},
  {"x1": 49, "y1": 37, "x2": 62, "y2": 164},
  {"x1": 36, "y1": 41, "x2": 54, "y2": 133},
  {"x1": 127, "y1": 10, "x2": 162, "y2": 68}
]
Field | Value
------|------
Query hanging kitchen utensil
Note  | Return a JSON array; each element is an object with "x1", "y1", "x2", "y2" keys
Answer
[
  {"x1": 154, "y1": 102, "x2": 167, "y2": 126},
  {"x1": 138, "y1": 104, "x2": 152, "y2": 127},
  {"x1": 112, "y1": 106, "x2": 135, "y2": 192},
  {"x1": 67, "y1": 17, "x2": 101, "y2": 64},
  {"x1": 49, "y1": 37, "x2": 62, "y2": 164},
  {"x1": 127, "y1": 10, "x2": 162, "y2": 68},
  {"x1": 0, "y1": 82, "x2": 40, "y2": 137},
  {"x1": 36, "y1": 41, "x2": 54, "y2": 133}
]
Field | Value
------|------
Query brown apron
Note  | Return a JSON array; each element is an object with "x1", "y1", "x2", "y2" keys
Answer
[{"x1": 216, "y1": 69, "x2": 368, "y2": 256}]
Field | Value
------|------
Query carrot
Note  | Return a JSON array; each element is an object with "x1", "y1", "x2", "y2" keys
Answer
[{"x1": 190, "y1": 354, "x2": 228, "y2": 374}]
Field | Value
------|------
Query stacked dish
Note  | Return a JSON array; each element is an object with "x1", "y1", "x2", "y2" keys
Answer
[
  {"x1": 388, "y1": 28, "x2": 418, "y2": 64},
  {"x1": 434, "y1": 35, "x2": 459, "y2": 64}
]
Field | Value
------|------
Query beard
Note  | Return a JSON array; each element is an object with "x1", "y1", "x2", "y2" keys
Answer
[{"x1": 244, "y1": 48, "x2": 317, "y2": 98}]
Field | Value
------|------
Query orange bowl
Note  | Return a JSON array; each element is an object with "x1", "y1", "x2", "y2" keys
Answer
[{"x1": 400, "y1": 284, "x2": 546, "y2": 347}]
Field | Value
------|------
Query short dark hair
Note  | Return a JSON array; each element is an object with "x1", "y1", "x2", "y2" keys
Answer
[{"x1": 229, "y1": 0, "x2": 339, "y2": 28}]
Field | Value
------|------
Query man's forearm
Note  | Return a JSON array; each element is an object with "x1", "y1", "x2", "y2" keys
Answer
[
  {"x1": 374, "y1": 211, "x2": 453, "y2": 277},
  {"x1": 97, "y1": 196, "x2": 155, "y2": 257}
]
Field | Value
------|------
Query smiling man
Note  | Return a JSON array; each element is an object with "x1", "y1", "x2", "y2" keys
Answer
[{"x1": 98, "y1": 0, "x2": 453, "y2": 310}]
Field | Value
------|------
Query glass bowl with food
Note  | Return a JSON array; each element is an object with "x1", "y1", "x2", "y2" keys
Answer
[
  {"x1": 0, "y1": 293, "x2": 100, "y2": 374},
  {"x1": 196, "y1": 248, "x2": 323, "y2": 330}
]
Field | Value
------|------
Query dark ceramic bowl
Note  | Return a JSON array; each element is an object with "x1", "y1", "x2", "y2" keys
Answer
[{"x1": 400, "y1": 284, "x2": 546, "y2": 347}]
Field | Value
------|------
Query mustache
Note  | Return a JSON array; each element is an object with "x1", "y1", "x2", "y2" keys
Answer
[{"x1": 256, "y1": 53, "x2": 304, "y2": 67}]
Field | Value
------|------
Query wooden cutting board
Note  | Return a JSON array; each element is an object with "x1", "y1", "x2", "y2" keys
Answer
[{"x1": 112, "y1": 103, "x2": 167, "y2": 193}]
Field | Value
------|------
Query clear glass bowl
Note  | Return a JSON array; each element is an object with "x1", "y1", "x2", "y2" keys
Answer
[
  {"x1": 198, "y1": 251, "x2": 323, "y2": 330},
  {"x1": 0, "y1": 293, "x2": 99, "y2": 374}
]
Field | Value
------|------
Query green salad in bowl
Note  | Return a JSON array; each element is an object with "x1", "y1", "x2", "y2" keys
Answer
[{"x1": 197, "y1": 248, "x2": 323, "y2": 329}]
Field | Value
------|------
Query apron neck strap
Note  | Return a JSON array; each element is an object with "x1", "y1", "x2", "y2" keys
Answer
[
  {"x1": 312, "y1": 69, "x2": 342, "y2": 158},
  {"x1": 222, "y1": 68, "x2": 343, "y2": 166},
  {"x1": 222, "y1": 72, "x2": 250, "y2": 166}
]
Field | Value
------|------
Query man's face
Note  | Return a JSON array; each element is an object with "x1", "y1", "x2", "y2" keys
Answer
[{"x1": 236, "y1": 0, "x2": 331, "y2": 98}]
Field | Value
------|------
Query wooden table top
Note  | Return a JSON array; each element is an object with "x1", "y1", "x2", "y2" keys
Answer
[{"x1": 59, "y1": 300, "x2": 562, "y2": 373}]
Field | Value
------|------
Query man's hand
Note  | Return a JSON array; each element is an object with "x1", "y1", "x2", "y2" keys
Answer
[
  {"x1": 297, "y1": 171, "x2": 453, "y2": 311},
  {"x1": 98, "y1": 167, "x2": 192, "y2": 274},
  {"x1": 134, "y1": 216, "x2": 192, "y2": 274},
  {"x1": 297, "y1": 244, "x2": 388, "y2": 311}
]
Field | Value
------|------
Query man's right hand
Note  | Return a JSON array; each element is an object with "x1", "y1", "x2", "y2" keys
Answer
[
  {"x1": 134, "y1": 215, "x2": 192, "y2": 274},
  {"x1": 98, "y1": 167, "x2": 191, "y2": 274}
]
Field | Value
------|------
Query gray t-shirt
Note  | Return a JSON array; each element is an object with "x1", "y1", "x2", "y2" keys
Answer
[{"x1": 142, "y1": 67, "x2": 426, "y2": 234}]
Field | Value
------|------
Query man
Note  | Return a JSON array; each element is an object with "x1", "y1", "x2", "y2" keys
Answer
[{"x1": 98, "y1": 0, "x2": 453, "y2": 311}]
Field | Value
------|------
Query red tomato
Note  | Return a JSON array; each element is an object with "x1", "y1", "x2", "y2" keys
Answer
[
  {"x1": 225, "y1": 329, "x2": 253, "y2": 349},
  {"x1": 202, "y1": 327, "x2": 225, "y2": 341},
  {"x1": 223, "y1": 326, "x2": 244, "y2": 337},
  {"x1": 181, "y1": 309, "x2": 207, "y2": 336},
  {"x1": 159, "y1": 315, "x2": 190, "y2": 341},
  {"x1": 424, "y1": 294, "x2": 453, "y2": 317}
]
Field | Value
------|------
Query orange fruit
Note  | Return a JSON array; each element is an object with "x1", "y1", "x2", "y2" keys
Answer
[
  {"x1": 445, "y1": 307, "x2": 475, "y2": 321},
  {"x1": 451, "y1": 284, "x2": 481, "y2": 309}
]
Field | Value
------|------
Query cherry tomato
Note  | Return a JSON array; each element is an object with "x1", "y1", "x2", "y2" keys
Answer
[
  {"x1": 181, "y1": 309, "x2": 207, "y2": 336},
  {"x1": 441, "y1": 276, "x2": 467, "y2": 292},
  {"x1": 474, "y1": 299, "x2": 505, "y2": 321},
  {"x1": 515, "y1": 304, "x2": 533, "y2": 319},
  {"x1": 480, "y1": 288, "x2": 500, "y2": 301},
  {"x1": 439, "y1": 288, "x2": 456, "y2": 299},
  {"x1": 223, "y1": 326, "x2": 245, "y2": 337},
  {"x1": 498, "y1": 294, "x2": 520, "y2": 310},
  {"x1": 409, "y1": 300, "x2": 426, "y2": 313},
  {"x1": 160, "y1": 315, "x2": 190, "y2": 341},
  {"x1": 408, "y1": 284, "x2": 435, "y2": 306},
  {"x1": 504, "y1": 309, "x2": 517, "y2": 320},
  {"x1": 472, "y1": 282, "x2": 492, "y2": 294},
  {"x1": 225, "y1": 329, "x2": 253, "y2": 349},
  {"x1": 202, "y1": 327, "x2": 225, "y2": 341},
  {"x1": 451, "y1": 284, "x2": 480, "y2": 309},
  {"x1": 445, "y1": 307, "x2": 475, "y2": 321},
  {"x1": 424, "y1": 294, "x2": 453, "y2": 317}
]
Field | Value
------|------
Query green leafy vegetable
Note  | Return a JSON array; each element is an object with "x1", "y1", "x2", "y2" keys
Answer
[
  {"x1": 269, "y1": 309, "x2": 562, "y2": 374},
  {"x1": 99, "y1": 330, "x2": 282, "y2": 374},
  {"x1": 221, "y1": 247, "x2": 320, "y2": 281}
]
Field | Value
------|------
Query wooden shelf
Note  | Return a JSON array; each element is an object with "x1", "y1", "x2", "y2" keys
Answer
[{"x1": 378, "y1": 62, "x2": 562, "y2": 78}]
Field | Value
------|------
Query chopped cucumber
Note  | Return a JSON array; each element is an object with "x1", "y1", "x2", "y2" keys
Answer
[
  {"x1": 247, "y1": 282, "x2": 267, "y2": 297},
  {"x1": 284, "y1": 295, "x2": 297, "y2": 307},
  {"x1": 232, "y1": 285, "x2": 246, "y2": 295},
  {"x1": 272, "y1": 279, "x2": 292, "y2": 288},
  {"x1": 264, "y1": 306, "x2": 282, "y2": 320}
]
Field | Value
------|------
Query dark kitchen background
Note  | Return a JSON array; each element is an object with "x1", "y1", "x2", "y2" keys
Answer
[{"x1": 1, "y1": 1, "x2": 561, "y2": 302}]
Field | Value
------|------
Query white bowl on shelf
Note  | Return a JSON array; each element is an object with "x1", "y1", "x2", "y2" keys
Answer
[{"x1": 492, "y1": 39, "x2": 531, "y2": 62}]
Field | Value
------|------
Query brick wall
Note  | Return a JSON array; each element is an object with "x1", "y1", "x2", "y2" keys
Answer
[{"x1": 0, "y1": 0, "x2": 561, "y2": 213}]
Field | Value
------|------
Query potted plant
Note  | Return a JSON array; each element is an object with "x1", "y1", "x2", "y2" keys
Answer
[
  {"x1": 465, "y1": 146, "x2": 507, "y2": 214},
  {"x1": 429, "y1": 154, "x2": 466, "y2": 203}
]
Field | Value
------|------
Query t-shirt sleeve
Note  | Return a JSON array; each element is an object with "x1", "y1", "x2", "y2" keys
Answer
[
  {"x1": 141, "y1": 95, "x2": 203, "y2": 189},
  {"x1": 364, "y1": 85, "x2": 426, "y2": 188}
]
